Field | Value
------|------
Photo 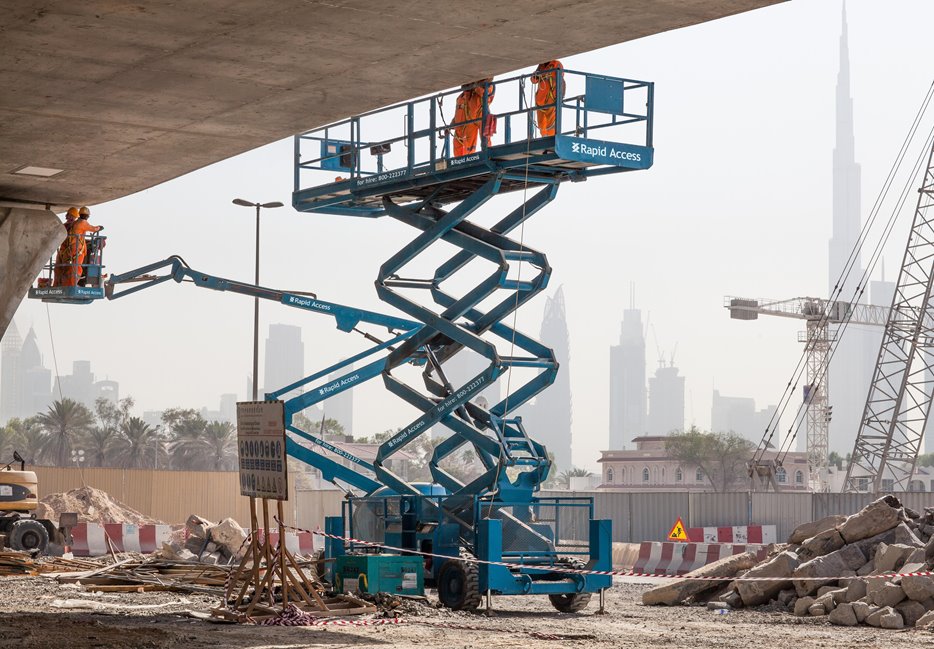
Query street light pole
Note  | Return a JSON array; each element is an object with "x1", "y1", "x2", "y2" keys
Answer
[{"x1": 232, "y1": 198, "x2": 284, "y2": 401}]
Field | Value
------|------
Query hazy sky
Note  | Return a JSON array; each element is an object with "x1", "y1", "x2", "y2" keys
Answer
[{"x1": 7, "y1": 0, "x2": 934, "y2": 470}]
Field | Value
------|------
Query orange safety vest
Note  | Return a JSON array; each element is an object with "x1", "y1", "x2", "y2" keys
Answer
[
  {"x1": 453, "y1": 82, "x2": 496, "y2": 155},
  {"x1": 532, "y1": 60, "x2": 564, "y2": 107}
]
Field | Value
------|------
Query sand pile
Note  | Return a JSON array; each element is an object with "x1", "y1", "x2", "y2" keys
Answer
[{"x1": 34, "y1": 485, "x2": 164, "y2": 525}]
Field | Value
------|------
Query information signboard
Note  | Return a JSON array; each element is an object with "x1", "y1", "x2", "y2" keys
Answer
[{"x1": 236, "y1": 400, "x2": 288, "y2": 501}]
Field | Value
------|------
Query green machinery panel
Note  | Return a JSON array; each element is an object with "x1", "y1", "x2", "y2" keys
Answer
[{"x1": 335, "y1": 555, "x2": 424, "y2": 596}]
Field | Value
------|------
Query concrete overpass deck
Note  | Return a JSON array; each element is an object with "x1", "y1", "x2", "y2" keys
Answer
[{"x1": 0, "y1": 0, "x2": 783, "y2": 334}]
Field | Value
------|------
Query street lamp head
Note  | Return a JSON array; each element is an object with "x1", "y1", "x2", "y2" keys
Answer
[
  {"x1": 260, "y1": 201, "x2": 285, "y2": 209},
  {"x1": 232, "y1": 198, "x2": 255, "y2": 207}
]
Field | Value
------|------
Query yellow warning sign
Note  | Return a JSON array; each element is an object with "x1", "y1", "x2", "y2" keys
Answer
[{"x1": 667, "y1": 516, "x2": 688, "y2": 542}]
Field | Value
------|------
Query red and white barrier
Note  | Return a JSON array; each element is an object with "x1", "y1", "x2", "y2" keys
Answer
[
  {"x1": 71, "y1": 523, "x2": 315, "y2": 557},
  {"x1": 253, "y1": 529, "x2": 315, "y2": 556},
  {"x1": 632, "y1": 541, "x2": 770, "y2": 575},
  {"x1": 686, "y1": 525, "x2": 777, "y2": 545},
  {"x1": 71, "y1": 522, "x2": 173, "y2": 556}
]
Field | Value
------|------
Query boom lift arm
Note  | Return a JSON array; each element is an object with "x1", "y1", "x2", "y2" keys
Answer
[{"x1": 105, "y1": 255, "x2": 423, "y2": 494}]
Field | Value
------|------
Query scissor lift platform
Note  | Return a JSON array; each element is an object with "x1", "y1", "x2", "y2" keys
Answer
[{"x1": 293, "y1": 69, "x2": 653, "y2": 216}]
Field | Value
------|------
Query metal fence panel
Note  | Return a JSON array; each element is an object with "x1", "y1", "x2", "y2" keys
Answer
[
  {"x1": 750, "y1": 492, "x2": 812, "y2": 542},
  {"x1": 629, "y1": 492, "x2": 691, "y2": 543},
  {"x1": 688, "y1": 492, "x2": 749, "y2": 528},
  {"x1": 812, "y1": 492, "x2": 874, "y2": 521}
]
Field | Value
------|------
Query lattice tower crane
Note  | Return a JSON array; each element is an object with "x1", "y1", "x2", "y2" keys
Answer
[
  {"x1": 844, "y1": 136, "x2": 934, "y2": 493},
  {"x1": 726, "y1": 297, "x2": 889, "y2": 490}
]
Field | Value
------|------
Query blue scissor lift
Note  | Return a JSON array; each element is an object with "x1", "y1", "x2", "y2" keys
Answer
[{"x1": 294, "y1": 68, "x2": 654, "y2": 611}]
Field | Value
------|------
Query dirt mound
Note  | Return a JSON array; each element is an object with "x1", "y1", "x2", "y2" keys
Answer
[{"x1": 34, "y1": 485, "x2": 164, "y2": 525}]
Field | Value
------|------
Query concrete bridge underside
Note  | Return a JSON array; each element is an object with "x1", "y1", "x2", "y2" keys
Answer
[{"x1": 0, "y1": 0, "x2": 783, "y2": 334}]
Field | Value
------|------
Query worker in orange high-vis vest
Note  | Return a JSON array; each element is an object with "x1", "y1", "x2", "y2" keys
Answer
[
  {"x1": 53, "y1": 207, "x2": 79, "y2": 287},
  {"x1": 67, "y1": 206, "x2": 103, "y2": 287},
  {"x1": 531, "y1": 60, "x2": 564, "y2": 136},
  {"x1": 452, "y1": 79, "x2": 495, "y2": 157}
]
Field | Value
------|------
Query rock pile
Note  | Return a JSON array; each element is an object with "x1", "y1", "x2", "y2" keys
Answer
[
  {"x1": 35, "y1": 486, "x2": 164, "y2": 526},
  {"x1": 156, "y1": 514, "x2": 248, "y2": 565},
  {"x1": 643, "y1": 495, "x2": 934, "y2": 630}
]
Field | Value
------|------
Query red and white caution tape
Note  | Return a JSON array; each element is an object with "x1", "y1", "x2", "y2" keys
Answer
[
  {"x1": 278, "y1": 517, "x2": 934, "y2": 583},
  {"x1": 253, "y1": 605, "x2": 404, "y2": 626}
]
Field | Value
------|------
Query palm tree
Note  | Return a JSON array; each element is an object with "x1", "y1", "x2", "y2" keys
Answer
[
  {"x1": 7, "y1": 418, "x2": 45, "y2": 465},
  {"x1": 35, "y1": 399, "x2": 95, "y2": 466},
  {"x1": 558, "y1": 467, "x2": 594, "y2": 488},
  {"x1": 83, "y1": 426, "x2": 116, "y2": 467},
  {"x1": 166, "y1": 412, "x2": 208, "y2": 470},
  {"x1": 0, "y1": 424, "x2": 16, "y2": 462},
  {"x1": 112, "y1": 417, "x2": 165, "y2": 469},
  {"x1": 201, "y1": 421, "x2": 238, "y2": 471}
]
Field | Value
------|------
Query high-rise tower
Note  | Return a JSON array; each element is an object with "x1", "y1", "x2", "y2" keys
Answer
[
  {"x1": 264, "y1": 323, "x2": 304, "y2": 395},
  {"x1": 0, "y1": 320, "x2": 23, "y2": 423},
  {"x1": 609, "y1": 288, "x2": 646, "y2": 449},
  {"x1": 827, "y1": 3, "x2": 871, "y2": 455},
  {"x1": 524, "y1": 286, "x2": 573, "y2": 472}
]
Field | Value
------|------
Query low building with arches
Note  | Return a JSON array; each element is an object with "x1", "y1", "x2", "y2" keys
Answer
[{"x1": 598, "y1": 435, "x2": 809, "y2": 492}]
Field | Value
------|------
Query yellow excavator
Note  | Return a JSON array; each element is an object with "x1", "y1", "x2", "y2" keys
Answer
[{"x1": 0, "y1": 452, "x2": 73, "y2": 554}]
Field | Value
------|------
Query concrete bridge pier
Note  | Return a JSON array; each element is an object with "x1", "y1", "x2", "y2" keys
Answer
[{"x1": 0, "y1": 207, "x2": 63, "y2": 337}]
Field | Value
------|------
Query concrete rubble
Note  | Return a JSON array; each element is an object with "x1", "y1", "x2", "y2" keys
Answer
[
  {"x1": 642, "y1": 495, "x2": 934, "y2": 630},
  {"x1": 156, "y1": 514, "x2": 248, "y2": 565}
]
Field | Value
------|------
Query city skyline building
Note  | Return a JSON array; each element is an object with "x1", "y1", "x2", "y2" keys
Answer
[
  {"x1": 711, "y1": 389, "x2": 777, "y2": 444},
  {"x1": 1, "y1": 321, "x2": 53, "y2": 422},
  {"x1": 264, "y1": 323, "x2": 304, "y2": 395},
  {"x1": 827, "y1": 4, "x2": 873, "y2": 455},
  {"x1": 646, "y1": 362, "x2": 685, "y2": 437},
  {"x1": 608, "y1": 290, "x2": 647, "y2": 449},
  {"x1": 523, "y1": 286, "x2": 573, "y2": 471},
  {"x1": 1, "y1": 321, "x2": 23, "y2": 423},
  {"x1": 323, "y1": 362, "x2": 354, "y2": 436}
]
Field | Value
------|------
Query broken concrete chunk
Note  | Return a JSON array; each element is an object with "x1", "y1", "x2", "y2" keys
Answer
[
  {"x1": 915, "y1": 609, "x2": 934, "y2": 628},
  {"x1": 722, "y1": 589, "x2": 744, "y2": 609},
  {"x1": 874, "y1": 543, "x2": 915, "y2": 573},
  {"x1": 808, "y1": 602, "x2": 827, "y2": 616},
  {"x1": 838, "y1": 496, "x2": 902, "y2": 544},
  {"x1": 185, "y1": 514, "x2": 215, "y2": 539},
  {"x1": 865, "y1": 605, "x2": 896, "y2": 628},
  {"x1": 828, "y1": 602, "x2": 858, "y2": 626},
  {"x1": 777, "y1": 588, "x2": 796, "y2": 606},
  {"x1": 900, "y1": 564, "x2": 934, "y2": 602},
  {"x1": 845, "y1": 578, "x2": 867, "y2": 603},
  {"x1": 812, "y1": 591, "x2": 836, "y2": 613},
  {"x1": 793, "y1": 544, "x2": 866, "y2": 597},
  {"x1": 793, "y1": 596, "x2": 815, "y2": 616},
  {"x1": 210, "y1": 517, "x2": 248, "y2": 558},
  {"x1": 156, "y1": 541, "x2": 196, "y2": 562},
  {"x1": 788, "y1": 515, "x2": 846, "y2": 544},
  {"x1": 736, "y1": 550, "x2": 800, "y2": 607},
  {"x1": 896, "y1": 599, "x2": 926, "y2": 627},
  {"x1": 642, "y1": 551, "x2": 758, "y2": 606},
  {"x1": 851, "y1": 600, "x2": 873, "y2": 623},
  {"x1": 871, "y1": 582, "x2": 906, "y2": 608},
  {"x1": 798, "y1": 528, "x2": 845, "y2": 561}
]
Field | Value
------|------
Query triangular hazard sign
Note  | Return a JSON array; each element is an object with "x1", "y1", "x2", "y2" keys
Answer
[{"x1": 667, "y1": 516, "x2": 688, "y2": 541}]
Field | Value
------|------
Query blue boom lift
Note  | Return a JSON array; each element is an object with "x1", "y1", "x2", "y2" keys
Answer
[{"x1": 45, "y1": 66, "x2": 654, "y2": 612}]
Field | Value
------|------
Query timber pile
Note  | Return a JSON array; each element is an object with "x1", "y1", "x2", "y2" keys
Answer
[
  {"x1": 56, "y1": 557, "x2": 239, "y2": 595},
  {"x1": 643, "y1": 495, "x2": 934, "y2": 629},
  {"x1": 0, "y1": 550, "x2": 101, "y2": 576}
]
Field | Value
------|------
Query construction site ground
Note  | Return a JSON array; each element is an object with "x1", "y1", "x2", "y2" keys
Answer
[{"x1": 0, "y1": 577, "x2": 929, "y2": 649}]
